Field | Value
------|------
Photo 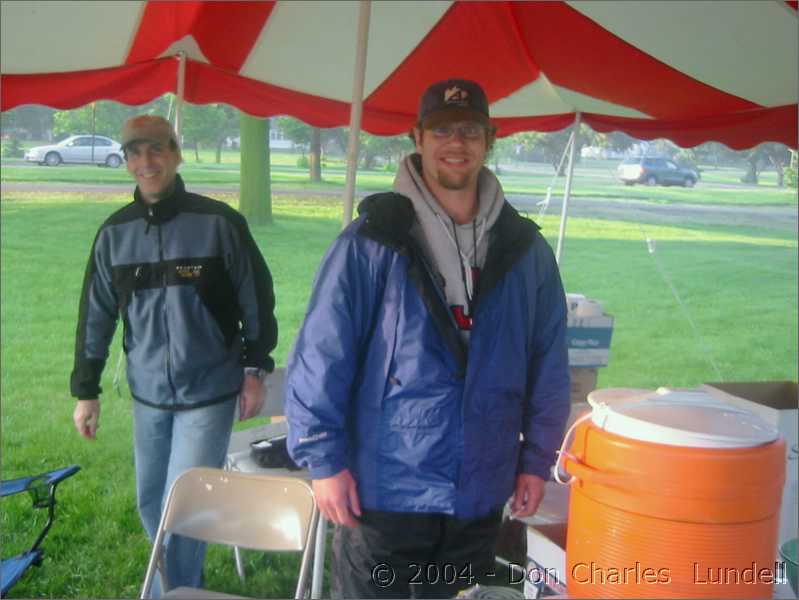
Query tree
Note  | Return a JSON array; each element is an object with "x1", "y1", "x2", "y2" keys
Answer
[
  {"x1": 358, "y1": 133, "x2": 413, "y2": 170},
  {"x1": 511, "y1": 126, "x2": 595, "y2": 174},
  {"x1": 309, "y1": 127, "x2": 322, "y2": 182},
  {"x1": 52, "y1": 99, "x2": 169, "y2": 140},
  {"x1": 181, "y1": 104, "x2": 239, "y2": 164},
  {"x1": 592, "y1": 131, "x2": 636, "y2": 155},
  {"x1": 274, "y1": 117, "x2": 327, "y2": 181},
  {"x1": 489, "y1": 136, "x2": 518, "y2": 175},
  {"x1": 0, "y1": 105, "x2": 56, "y2": 140},
  {"x1": 739, "y1": 143, "x2": 791, "y2": 186},
  {"x1": 692, "y1": 142, "x2": 740, "y2": 168},
  {"x1": 785, "y1": 150, "x2": 798, "y2": 189},
  {"x1": 239, "y1": 114, "x2": 272, "y2": 224}
]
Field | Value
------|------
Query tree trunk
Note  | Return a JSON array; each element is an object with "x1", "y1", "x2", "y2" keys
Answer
[
  {"x1": 309, "y1": 127, "x2": 322, "y2": 182},
  {"x1": 362, "y1": 152, "x2": 376, "y2": 170},
  {"x1": 215, "y1": 139, "x2": 224, "y2": 164},
  {"x1": 239, "y1": 114, "x2": 272, "y2": 225},
  {"x1": 769, "y1": 156, "x2": 785, "y2": 187},
  {"x1": 194, "y1": 141, "x2": 200, "y2": 163},
  {"x1": 742, "y1": 156, "x2": 759, "y2": 184}
]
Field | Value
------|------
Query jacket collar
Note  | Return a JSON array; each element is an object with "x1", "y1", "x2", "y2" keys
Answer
[
  {"x1": 134, "y1": 174, "x2": 185, "y2": 224},
  {"x1": 356, "y1": 191, "x2": 537, "y2": 254}
]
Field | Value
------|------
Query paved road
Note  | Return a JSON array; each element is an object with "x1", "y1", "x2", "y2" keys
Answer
[{"x1": 2, "y1": 180, "x2": 796, "y2": 233}]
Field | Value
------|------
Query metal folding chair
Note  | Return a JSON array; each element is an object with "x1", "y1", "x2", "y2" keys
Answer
[
  {"x1": 140, "y1": 467, "x2": 318, "y2": 600},
  {"x1": 1, "y1": 465, "x2": 80, "y2": 597}
]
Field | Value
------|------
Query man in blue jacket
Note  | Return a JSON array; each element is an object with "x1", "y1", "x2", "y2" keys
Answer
[
  {"x1": 71, "y1": 115, "x2": 277, "y2": 596},
  {"x1": 286, "y1": 80, "x2": 569, "y2": 598}
]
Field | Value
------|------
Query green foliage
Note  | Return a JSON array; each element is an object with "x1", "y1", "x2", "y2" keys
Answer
[
  {"x1": 182, "y1": 103, "x2": 239, "y2": 162},
  {"x1": 1, "y1": 105, "x2": 56, "y2": 139},
  {"x1": 52, "y1": 99, "x2": 169, "y2": 140},
  {"x1": 296, "y1": 154, "x2": 310, "y2": 169},
  {"x1": 1, "y1": 136, "x2": 24, "y2": 158},
  {"x1": 593, "y1": 131, "x2": 636, "y2": 153},
  {"x1": 357, "y1": 132, "x2": 413, "y2": 170},
  {"x1": 274, "y1": 116, "x2": 311, "y2": 146},
  {"x1": 508, "y1": 125, "x2": 597, "y2": 172}
]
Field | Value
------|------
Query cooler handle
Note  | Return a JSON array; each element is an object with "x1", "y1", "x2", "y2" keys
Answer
[{"x1": 553, "y1": 411, "x2": 593, "y2": 485}]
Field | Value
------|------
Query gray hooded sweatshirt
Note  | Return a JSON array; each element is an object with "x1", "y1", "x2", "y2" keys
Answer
[{"x1": 393, "y1": 153, "x2": 505, "y2": 342}]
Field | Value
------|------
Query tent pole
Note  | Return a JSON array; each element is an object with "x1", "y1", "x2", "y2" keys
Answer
[
  {"x1": 555, "y1": 112, "x2": 581, "y2": 265},
  {"x1": 91, "y1": 101, "x2": 96, "y2": 163},
  {"x1": 341, "y1": 0, "x2": 371, "y2": 228},
  {"x1": 174, "y1": 51, "x2": 186, "y2": 142}
]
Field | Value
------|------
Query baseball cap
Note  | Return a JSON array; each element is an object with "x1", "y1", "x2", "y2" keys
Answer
[
  {"x1": 120, "y1": 115, "x2": 179, "y2": 151},
  {"x1": 418, "y1": 79, "x2": 490, "y2": 128}
]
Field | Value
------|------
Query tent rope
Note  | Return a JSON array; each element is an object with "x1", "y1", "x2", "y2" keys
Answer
[
  {"x1": 112, "y1": 344, "x2": 125, "y2": 398},
  {"x1": 640, "y1": 227, "x2": 724, "y2": 381},
  {"x1": 536, "y1": 130, "x2": 575, "y2": 223}
]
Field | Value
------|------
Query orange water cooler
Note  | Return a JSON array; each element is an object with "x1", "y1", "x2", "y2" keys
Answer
[{"x1": 559, "y1": 388, "x2": 786, "y2": 599}]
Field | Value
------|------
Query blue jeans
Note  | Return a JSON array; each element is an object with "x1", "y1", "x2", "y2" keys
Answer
[{"x1": 134, "y1": 397, "x2": 237, "y2": 597}]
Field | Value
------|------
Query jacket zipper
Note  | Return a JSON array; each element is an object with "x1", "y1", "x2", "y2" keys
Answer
[{"x1": 155, "y1": 215, "x2": 177, "y2": 399}]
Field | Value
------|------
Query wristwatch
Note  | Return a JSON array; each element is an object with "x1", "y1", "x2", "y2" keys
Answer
[{"x1": 244, "y1": 367, "x2": 267, "y2": 383}]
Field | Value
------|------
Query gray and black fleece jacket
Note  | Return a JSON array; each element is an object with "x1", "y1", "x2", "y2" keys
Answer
[{"x1": 70, "y1": 175, "x2": 277, "y2": 410}]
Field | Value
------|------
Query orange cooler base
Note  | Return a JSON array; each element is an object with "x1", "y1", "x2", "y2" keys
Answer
[
  {"x1": 566, "y1": 489, "x2": 780, "y2": 598},
  {"x1": 564, "y1": 421, "x2": 785, "y2": 599}
]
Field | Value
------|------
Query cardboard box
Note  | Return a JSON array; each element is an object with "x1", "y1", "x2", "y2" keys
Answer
[
  {"x1": 570, "y1": 367, "x2": 598, "y2": 404},
  {"x1": 524, "y1": 522, "x2": 568, "y2": 597},
  {"x1": 702, "y1": 381, "x2": 798, "y2": 547},
  {"x1": 513, "y1": 481, "x2": 570, "y2": 597},
  {"x1": 567, "y1": 314, "x2": 614, "y2": 367}
]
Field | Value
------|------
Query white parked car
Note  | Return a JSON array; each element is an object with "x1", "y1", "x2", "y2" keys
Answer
[{"x1": 24, "y1": 135, "x2": 124, "y2": 167}]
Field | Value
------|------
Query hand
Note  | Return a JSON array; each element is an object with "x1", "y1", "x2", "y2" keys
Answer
[
  {"x1": 238, "y1": 374, "x2": 265, "y2": 421},
  {"x1": 73, "y1": 399, "x2": 100, "y2": 440},
  {"x1": 312, "y1": 469, "x2": 362, "y2": 528},
  {"x1": 510, "y1": 473, "x2": 546, "y2": 518}
]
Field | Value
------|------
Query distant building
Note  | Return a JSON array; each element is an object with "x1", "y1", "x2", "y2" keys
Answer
[
  {"x1": 269, "y1": 123, "x2": 293, "y2": 150},
  {"x1": 225, "y1": 117, "x2": 295, "y2": 150}
]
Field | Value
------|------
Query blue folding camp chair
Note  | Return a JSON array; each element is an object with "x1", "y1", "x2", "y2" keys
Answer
[{"x1": 1, "y1": 465, "x2": 80, "y2": 597}]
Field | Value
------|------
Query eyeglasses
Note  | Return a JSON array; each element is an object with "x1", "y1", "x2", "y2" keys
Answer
[{"x1": 429, "y1": 123, "x2": 485, "y2": 141}]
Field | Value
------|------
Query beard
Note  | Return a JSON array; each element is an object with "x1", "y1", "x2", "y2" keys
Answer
[{"x1": 437, "y1": 168, "x2": 473, "y2": 190}]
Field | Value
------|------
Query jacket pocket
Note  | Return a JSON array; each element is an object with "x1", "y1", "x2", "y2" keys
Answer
[{"x1": 386, "y1": 387, "x2": 454, "y2": 429}]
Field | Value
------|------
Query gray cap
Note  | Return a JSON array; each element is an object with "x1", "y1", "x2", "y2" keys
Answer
[
  {"x1": 417, "y1": 79, "x2": 490, "y2": 128},
  {"x1": 120, "y1": 115, "x2": 179, "y2": 150}
]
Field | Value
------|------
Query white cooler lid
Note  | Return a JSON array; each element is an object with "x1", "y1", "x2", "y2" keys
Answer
[{"x1": 589, "y1": 388, "x2": 779, "y2": 448}]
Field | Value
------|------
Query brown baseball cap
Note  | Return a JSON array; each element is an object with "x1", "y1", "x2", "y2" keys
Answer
[
  {"x1": 120, "y1": 115, "x2": 179, "y2": 151},
  {"x1": 418, "y1": 79, "x2": 490, "y2": 128}
]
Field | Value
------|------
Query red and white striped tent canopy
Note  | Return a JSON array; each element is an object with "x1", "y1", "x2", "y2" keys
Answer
[{"x1": 2, "y1": 0, "x2": 797, "y2": 150}]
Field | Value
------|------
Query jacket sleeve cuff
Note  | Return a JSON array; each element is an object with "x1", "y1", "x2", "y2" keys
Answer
[
  {"x1": 308, "y1": 461, "x2": 347, "y2": 480},
  {"x1": 519, "y1": 450, "x2": 556, "y2": 481},
  {"x1": 241, "y1": 354, "x2": 275, "y2": 373}
]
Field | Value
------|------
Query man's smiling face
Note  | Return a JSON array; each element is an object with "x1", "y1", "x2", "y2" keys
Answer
[
  {"x1": 125, "y1": 140, "x2": 181, "y2": 204},
  {"x1": 414, "y1": 121, "x2": 488, "y2": 193}
]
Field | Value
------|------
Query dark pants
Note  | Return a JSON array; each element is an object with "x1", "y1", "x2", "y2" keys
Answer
[{"x1": 331, "y1": 509, "x2": 504, "y2": 599}]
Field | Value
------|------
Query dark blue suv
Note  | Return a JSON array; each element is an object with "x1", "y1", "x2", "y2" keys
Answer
[{"x1": 617, "y1": 157, "x2": 699, "y2": 187}]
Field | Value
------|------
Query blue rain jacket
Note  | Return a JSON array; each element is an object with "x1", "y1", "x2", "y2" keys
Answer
[{"x1": 286, "y1": 193, "x2": 569, "y2": 518}]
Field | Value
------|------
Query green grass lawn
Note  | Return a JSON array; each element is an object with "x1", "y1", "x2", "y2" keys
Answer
[{"x1": 1, "y1": 191, "x2": 797, "y2": 598}]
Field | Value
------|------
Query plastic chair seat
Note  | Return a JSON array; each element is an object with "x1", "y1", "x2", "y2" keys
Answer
[
  {"x1": 1, "y1": 465, "x2": 79, "y2": 597},
  {"x1": 1, "y1": 551, "x2": 42, "y2": 597},
  {"x1": 165, "y1": 586, "x2": 247, "y2": 599}
]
